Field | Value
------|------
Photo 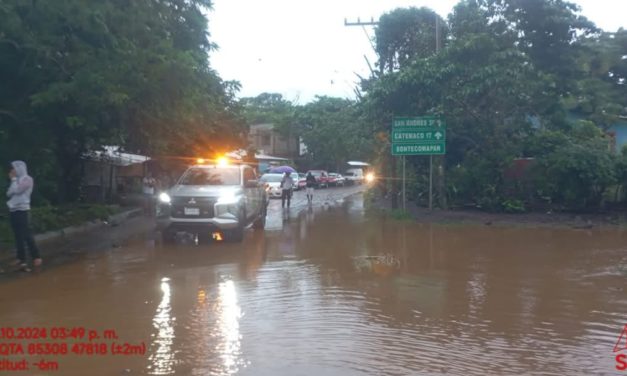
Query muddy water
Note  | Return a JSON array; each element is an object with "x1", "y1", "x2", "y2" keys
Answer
[{"x1": 1, "y1": 194, "x2": 627, "y2": 375}]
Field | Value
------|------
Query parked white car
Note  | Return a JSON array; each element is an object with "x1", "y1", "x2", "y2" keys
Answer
[{"x1": 260, "y1": 173, "x2": 296, "y2": 198}]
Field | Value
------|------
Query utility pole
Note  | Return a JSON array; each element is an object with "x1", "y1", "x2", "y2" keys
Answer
[
  {"x1": 345, "y1": 16, "x2": 403, "y2": 210},
  {"x1": 345, "y1": 17, "x2": 401, "y2": 209},
  {"x1": 344, "y1": 17, "x2": 378, "y2": 27},
  {"x1": 429, "y1": 18, "x2": 441, "y2": 212},
  {"x1": 344, "y1": 17, "x2": 398, "y2": 209},
  {"x1": 435, "y1": 16, "x2": 447, "y2": 210}
]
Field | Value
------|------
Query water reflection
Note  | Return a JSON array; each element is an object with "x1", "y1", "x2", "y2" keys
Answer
[
  {"x1": 213, "y1": 279, "x2": 244, "y2": 375},
  {"x1": 147, "y1": 277, "x2": 176, "y2": 375}
]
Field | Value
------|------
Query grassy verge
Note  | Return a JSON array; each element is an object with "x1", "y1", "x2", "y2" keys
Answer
[
  {"x1": 363, "y1": 188, "x2": 414, "y2": 221},
  {"x1": 0, "y1": 204, "x2": 121, "y2": 247}
]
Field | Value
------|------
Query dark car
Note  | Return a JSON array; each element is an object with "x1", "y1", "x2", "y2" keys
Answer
[{"x1": 306, "y1": 170, "x2": 329, "y2": 188}]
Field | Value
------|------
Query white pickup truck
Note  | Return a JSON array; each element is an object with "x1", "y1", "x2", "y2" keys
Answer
[{"x1": 156, "y1": 163, "x2": 267, "y2": 243}]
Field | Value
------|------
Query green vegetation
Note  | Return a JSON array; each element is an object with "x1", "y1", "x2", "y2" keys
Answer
[
  {"x1": 359, "y1": 1, "x2": 627, "y2": 213},
  {"x1": 0, "y1": 0, "x2": 243, "y2": 204},
  {"x1": 0, "y1": 204, "x2": 120, "y2": 247},
  {"x1": 240, "y1": 93, "x2": 375, "y2": 171},
  {"x1": 388, "y1": 209, "x2": 414, "y2": 221}
]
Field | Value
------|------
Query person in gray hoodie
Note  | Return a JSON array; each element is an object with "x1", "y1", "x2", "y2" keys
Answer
[{"x1": 7, "y1": 161, "x2": 42, "y2": 269}]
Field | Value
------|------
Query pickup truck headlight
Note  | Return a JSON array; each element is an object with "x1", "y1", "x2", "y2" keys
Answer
[
  {"x1": 215, "y1": 193, "x2": 241, "y2": 218},
  {"x1": 159, "y1": 192, "x2": 171, "y2": 204},
  {"x1": 216, "y1": 192, "x2": 239, "y2": 205}
]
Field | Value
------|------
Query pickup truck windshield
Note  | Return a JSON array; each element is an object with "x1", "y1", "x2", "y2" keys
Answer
[{"x1": 179, "y1": 167, "x2": 240, "y2": 186}]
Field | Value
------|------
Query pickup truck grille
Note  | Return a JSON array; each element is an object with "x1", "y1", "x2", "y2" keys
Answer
[{"x1": 171, "y1": 197, "x2": 216, "y2": 219}]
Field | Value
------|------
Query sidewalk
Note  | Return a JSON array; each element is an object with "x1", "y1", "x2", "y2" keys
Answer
[{"x1": 0, "y1": 207, "x2": 144, "y2": 264}]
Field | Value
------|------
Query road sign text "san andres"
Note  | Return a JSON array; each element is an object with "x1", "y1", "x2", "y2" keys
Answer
[{"x1": 393, "y1": 117, "x2": 445, "y2": 128}]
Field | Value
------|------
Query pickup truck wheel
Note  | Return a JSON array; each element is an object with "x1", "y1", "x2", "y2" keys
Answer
[
  {"x1": 161, "y1": 229, "x2": 177, "y2": 244},
  {"x1": 197, "y1": 232, "x2": 212, "y2": 244},
  {"x1": 253, "y1": 202, "x2": 267, "y2": 230},
  {"x1": 227, "y1": 226, "x2": 244, "y2": 242}
]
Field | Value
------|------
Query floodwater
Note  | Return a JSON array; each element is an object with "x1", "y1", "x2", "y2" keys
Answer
[{"x1": 1, "y1": 189, "x2": 627, "y2": 375}]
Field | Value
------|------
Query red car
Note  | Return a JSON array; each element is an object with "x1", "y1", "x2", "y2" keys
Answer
[{"x1": 306, "y1": 170, "x2": 329, "y2": 188}]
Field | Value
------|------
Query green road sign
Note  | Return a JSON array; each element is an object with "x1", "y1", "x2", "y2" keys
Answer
[
  {"x1": 391, "y1": 116, "x2": 446, "y2": 156},
  {"x1": 393, "y1": 116, "x2": 445, "y2": 128},
  {"x1": 392, "y1": 129, "x2": 445, "y2": 143},
  {"x1": 392, "y1": 143, "x2": 445, "y2": 156}
]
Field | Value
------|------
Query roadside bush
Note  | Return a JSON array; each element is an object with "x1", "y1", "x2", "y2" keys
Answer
[
  {"x1": 445, "y1": 153, "x2": 514, "y2": 211},
  {"x1": 532, "y1": 138, "x2": 616, "y2": 210},
  {"x1": 389, "y1": 209, "x2": 413, "y2": 220},
  {"x1": 501, "y1": 199, "x2": 526, "y2": 213}
]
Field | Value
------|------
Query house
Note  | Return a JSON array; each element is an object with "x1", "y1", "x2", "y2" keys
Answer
[
  {"x1": 255, "y1": 153, "x2": 293, "y2": 174},
  {"x1": 565, "y1": 113, "x2": 627, "y2": 153},
  {"x1": 607, "y1": 117, "x2": 627, "y2": 153},
  {"x1": 82, "y1": 146, "x2": 150, "y2": 202},
  {"x1": 248, "y1": 123, "x2": 300, "y2": 158},
  {"x1": 226, "y1": 150, "x2": 293, "y2": 174}
]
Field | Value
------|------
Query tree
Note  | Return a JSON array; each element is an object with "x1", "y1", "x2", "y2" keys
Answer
[
  {"x1": 0, "y1": 0, "x2": 242, "y2": 202},
  {"x1": 363, "y1": 2, "x2": 583, "y2": 210},
  {"x1": 375, "y1": 7, "x2": 448, "y2": 73},
  {"x1": 566, "y1": 29, "x2": 627, "y2": 128},
  {"x1": 296, "y1": 97, "x2": 373, "y2": 171},
  {"x1": 240, "y1": 93, "x2": 295, "y2": 137},
  {"x1": 368, "y1": 6, "x2": 448, "y2": 208},
  {"x1": 461, "y1": 0, "x2": 597, "y2": 94}
]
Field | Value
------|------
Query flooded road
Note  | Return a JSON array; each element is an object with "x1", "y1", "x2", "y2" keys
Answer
[{"x1": 1, "y1": 187, "x2": 627, "y2": 375}]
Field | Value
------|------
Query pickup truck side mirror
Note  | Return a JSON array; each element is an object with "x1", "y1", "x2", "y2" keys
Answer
[{"x1": 245, "y1": 179, "x2": 259, "y2": 188}]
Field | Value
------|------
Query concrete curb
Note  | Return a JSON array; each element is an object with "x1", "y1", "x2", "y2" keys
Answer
[{"x1": 32, "y1": 208, "x2": 143, "y2": 244}]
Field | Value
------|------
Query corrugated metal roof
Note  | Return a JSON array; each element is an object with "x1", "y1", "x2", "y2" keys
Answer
[
  {"x1": 226, "y1": 149, "x2": 289, "y2": 161},
  {"x1": 84, "y1": 146, "x2": 150, "y2": 167},
  {"x1": 347, "y1": 161, "x2": 370, "y2": 166},
  {"x1": 255, "y1": 153, "x2": 289, "y2": 161}
]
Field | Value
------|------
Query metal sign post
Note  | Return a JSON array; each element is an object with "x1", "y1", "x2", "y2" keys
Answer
[
  {"x1": 402, "y1": 156, "x2": 406, "y2": 212},
  {"x1": 429, "y1": 155, "x2": 433, "y2": 211}
]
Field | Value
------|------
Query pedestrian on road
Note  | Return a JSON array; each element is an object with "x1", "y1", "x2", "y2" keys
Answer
[
  {"x1": 6, "y1": 161, "x2": 42, "y2": 271},
  {"x1": 280, "y1": 172, "x2": 294, "y2": 208},
  {"x1": 305, "y1": 172, "x2": 316, "y2": 204},
  {"x1": 142, "y1": 173, "x2": 157, "y2": 216}
]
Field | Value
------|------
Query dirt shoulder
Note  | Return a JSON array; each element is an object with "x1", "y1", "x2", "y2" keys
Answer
[{"x1": 369, "y1": 195, "x2": 627, "y2": 229}]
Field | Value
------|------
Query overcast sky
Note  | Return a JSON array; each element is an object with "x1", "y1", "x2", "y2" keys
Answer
[{"x1": 207, "y1": 0, "x2": 626, "y2": 104}]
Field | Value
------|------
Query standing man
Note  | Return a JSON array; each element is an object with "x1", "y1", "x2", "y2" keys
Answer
[
  {"x1": 280, "y1": 172, "x2": 294, "y2": 209},
  {"x1": 7, "y1": 161, "x2": 42, "y2": 270},
  {"x1": 305, "y1": 171, "x2": 316, "y2": 204},
  {"x1": 142, "y1": 173, "x2": 157, "y2": 216}
]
